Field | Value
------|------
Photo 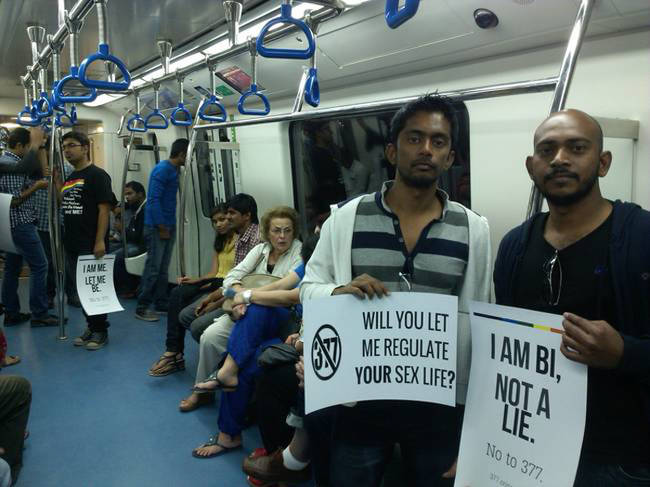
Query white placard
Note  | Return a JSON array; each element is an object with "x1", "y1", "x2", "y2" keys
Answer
[
  {"x1": 455, "y1": 301, "x2": 587, "y2": 487},
  {"x1": 76, "y1": 254, "x2": 124, "y2": 316},
  {"x1": 303, "y1": 292, "x2": 458, "y2": 414},
  {"x1": 0, "y1": 193, "x2": 17, "y2": 253}
]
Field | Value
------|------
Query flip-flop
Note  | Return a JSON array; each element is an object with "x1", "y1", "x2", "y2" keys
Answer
[
  {"x1": 191, "y1": 371, "x2": 237, "y2": 393},
  {"x1": 2, "y1": 355, "x2": 21, "y2": 367},
  {"x1": 191, "y1": 437, "x2": 242, "y2": 459}
]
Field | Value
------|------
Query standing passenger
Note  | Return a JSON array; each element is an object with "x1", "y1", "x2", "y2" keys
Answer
[
  {"x1": 493, "y1": 109, "x2": 650, "y2": 486},
  {"x1": 135, "y1": 138, "x2": 189, "y2": 322},
  {"x1": 59, "y1": 132, "x2": 113, "y2": 350},
  {"x1": 300, "y1": 94, "x2": 492, "y2": 486}
]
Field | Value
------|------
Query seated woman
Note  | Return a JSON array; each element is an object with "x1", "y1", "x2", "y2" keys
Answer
[
  {"x1": 179, "y1": 206, "x2": 302, "y2": 412},
  {"x1": 148, "y1": 203, "x2": 235, "y2": 376},
  {"x1": 191, "y1": 234, "x2": 318, "y2": 459}
]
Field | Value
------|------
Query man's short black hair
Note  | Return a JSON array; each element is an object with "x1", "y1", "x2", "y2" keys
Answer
[
  {"x1": 126, "y1": 180, "x2": 146, "y2": 197},
  {"x1": 62, "y1": 131, "x2": 91, "y2": 148},
  {"x1": 226, "y1": 193, "x2": 259, "y2": 224},
  {"x1": 389, "y1": 94, "x2": 459, "y2": 149},
  {"x1": 170, "y1": 138, "x2": 190, "y2": 158},
  {"x1": 8, "y1": 128, "x2": 30, "y2": 149}
]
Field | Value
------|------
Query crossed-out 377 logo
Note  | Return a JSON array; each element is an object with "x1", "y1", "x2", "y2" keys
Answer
[{"x1": 311, "y1": 324, "x2": 342, "y2": 381}]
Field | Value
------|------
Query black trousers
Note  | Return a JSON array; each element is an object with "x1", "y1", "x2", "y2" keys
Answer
[
  {"x1": 0, "y1": 375, "x2": 31, "y2": 484},
  {"x1": 37, "y1": 230, "x2": 56, "y2": 299},
  {"x1": 165, "y1": 278, "x2": 222, "y2": 353},
  {"x1": 255, "y1": 362, "x2": 299, "y2": 453},
  {"x1": 65, "y1": 251, "x2": 108, "y2": 332}
]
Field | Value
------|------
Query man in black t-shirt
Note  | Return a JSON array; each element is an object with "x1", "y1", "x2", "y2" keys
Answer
[
  {"x1": 494, "y1": 109, "x2": 650, "y2": 486},
  {"x1": 59, "y1": 132, "x2": 113, "y2": 350}
]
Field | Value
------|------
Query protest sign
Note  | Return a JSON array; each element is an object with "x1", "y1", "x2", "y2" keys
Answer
[
  {"x1": 303, "y1": 292, "x2": 458, "y2": 414},
  {"x1": 76, "y1": 255, "x2": 124, "y2": 315},
  {"x1": 455, "y1": 301, "x2": 587, "y2": 487},
  {"x1": 0, "y1": 193, "x2": 17, "y2": 253}
]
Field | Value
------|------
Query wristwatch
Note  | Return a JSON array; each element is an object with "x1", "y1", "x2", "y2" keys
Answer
[{"x1": 242, "y1": 289, "x2": 253, "y2": 305}]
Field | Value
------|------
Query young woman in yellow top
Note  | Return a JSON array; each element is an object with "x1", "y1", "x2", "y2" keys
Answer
[{"x1": 148, "y1": 203, "x2": 236, "y2": 376}]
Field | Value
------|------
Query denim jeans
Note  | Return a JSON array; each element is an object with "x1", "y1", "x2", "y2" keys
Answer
[
  {"x1": 331, "y1": 404, "x2": 461, "y2": 487},
  {"x1": 1, "y1": 223, "x2": 48, "y2": 317},
  {"x1": 137, "y1": 225, "x2": 175, "y2": 310},
  {"x1": 574, "y1": 462, "x2": 650, "y2": 486}
]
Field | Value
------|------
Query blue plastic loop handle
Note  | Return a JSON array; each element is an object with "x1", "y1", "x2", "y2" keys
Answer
[
  {"x1": 55, "y1": 106, "x2": 77, "y2": 128},
  {"x1": 385, "y1": 0, "x2": 420, "y2": 29},
  {"x1": 78, "y1": 44, "x2": 131, "y2": 91},
  {"x1": 42, "y1": 118, "x2": 52, "y2": 134},
  {"x1": 256, "y1": 3, "x2": 316, "y2": 60},
  {"x1": 56, "y1": 66, "x2": 98, "y2": 103},
  {"x1": 170, "y1": 103, "x2": 193, "y2": 127},
  {"x1": 16, "y1": 106, "x2": 41, "y2": 127},
  {"x1": 198, "y1": 96, "x2": 227, "y2": 122},
  {"x1": 127, "y1": 114, "x2": 147, "y2": 133},
  {"x1": 35, "y1": 92, "x2": 54, "y2": 118},
  {"x1": 238, "y1": 84, "x2": 271, "y2": 116},
  {"x1": 144, "y1": 109, "x2": 169, "y2": 130},
  {"x1": 304, "y1": 67, "x2": 320, "y2": 108}
]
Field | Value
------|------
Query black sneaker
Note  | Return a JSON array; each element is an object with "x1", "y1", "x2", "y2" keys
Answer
[
  {"x1": 135, "y1": 309, "x2": 159, "y2": 322},
  {"x1": 85, "y1": 331, "x2": 108, "y2": 351},
  {"x1": 67, "y1": 296, "x2": 81, "y2": 308},
  {"x1": 73, "y1": 328, "x2": 93, "y2": 347},
  {"x1": 4, "y1": 312, "x2": 31, "y2": 326},
  {"x1": 31, "y1": 315, "x2": 61, "y2": 328}
]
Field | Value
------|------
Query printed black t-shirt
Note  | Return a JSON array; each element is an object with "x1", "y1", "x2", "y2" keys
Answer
[
  {"x1": 61, "y1": 164, "x2": 112, "y2": 253},
  {"x1": 514, "y1": 212, "x2": 650, "y2": 464}
]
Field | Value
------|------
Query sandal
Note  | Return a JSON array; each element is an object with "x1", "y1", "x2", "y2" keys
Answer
[
  {"x1": 2, "y1": 355, "x2": 20, "y2": 367},
  {"x1": 179, "y1": 392, "x2": 214, "y2": 412},
  {"x1": 191, "y1": 370, "x2": 237, "y2": 393},
  {"x1": 149, "y1": 353, "x2": 185, "y2": 377},
  {"x1": 191, "y1": 436, "x2": 242, "y2": 458}
]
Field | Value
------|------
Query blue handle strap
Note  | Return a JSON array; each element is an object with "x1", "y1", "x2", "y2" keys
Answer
[
  {"x1": 78, "y1": 44, "x2": 131, "y2": 91},
  {"x1": 16, "y1": 106, "x2": 41, "y2": 127},
  {"x1": 304, "y1": 67, "x2": 320, "y2": 108},
  {"x1": 144, "y1": 109, "x2": 169, "y2": 130},
  {"x1": 385, "y1": 0, "x2": 420, "y2": 29},
  {"x1": 238, "y1": 84, "x2": 271, "y2": 116},
  {"x1": 35, "y1": 92, "x2": 54, "y2": 118},
  {"x1": 41, "y1": 118, "x2": 52, "y2": 134},
  {"x1": 256, "y1": 3, "x2": 316, "y2": 60},
  {"x1": 127, "y1": 114, "x2": 147, "y2": 133},
  {"x1": 55, "y1": 66, "x2": 98, "y2": 103},
  {"x1": 198, "y1": 95, "x2": 227, "y2": 122},
  {"x1": 55, "y1": 106, "x2": 77, "y2": 128},
  {"x1": 170, "y1": 103, "x2": 193, "y2": 127}
]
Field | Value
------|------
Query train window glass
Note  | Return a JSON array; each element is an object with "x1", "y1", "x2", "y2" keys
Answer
[
  {"x1": 288, "y1": 101, "x2": 470, "y2": 233},
  {"x1": 196, "y1": 131, "x2": 240, "y2": 217}
]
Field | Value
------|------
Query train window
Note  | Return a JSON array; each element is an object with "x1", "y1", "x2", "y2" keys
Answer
[{"x1": 289, "y1": 101, "x2": 470, "y2": 233}]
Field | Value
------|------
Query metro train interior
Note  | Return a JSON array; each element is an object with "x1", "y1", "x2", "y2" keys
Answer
[{"x1": 0, "y1": 0, "x2": 648, "y2": 486}]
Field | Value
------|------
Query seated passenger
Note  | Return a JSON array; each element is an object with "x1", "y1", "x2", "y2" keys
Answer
[
  {"x1": 179, "y1": 206, "x2": 302, "y2": 412},
  {"x1": 148, "y1": 203, "x2": 235, "y2": 376},
  {"x1": 112, "y1": 181, "x2": 147, "y2": 297},
  {"x1": 164, "y1": 193, "x2": 261, "y2": 346},
  {"x1": 190, "y1": 234, "x2": 318, "y2": 459}
]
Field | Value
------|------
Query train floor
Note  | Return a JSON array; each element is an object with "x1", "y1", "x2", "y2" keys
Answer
[{"x1": 2, "y1": 292, "x2": 313, "y2": 487}]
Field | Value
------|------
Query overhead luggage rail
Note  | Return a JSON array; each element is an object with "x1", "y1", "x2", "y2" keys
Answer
[
  {"x1": 385, "y1": 0, "x2": 420, "y2": 29},
  {"x1": 256, "y1": 0, "x2": 316, "y2": 60},
  {"x1": 238, "y1": 38, "x2": 271, "y2": 116},
  {"x1": 78, "y1": 0, "x2": 131, "y2": 92}
]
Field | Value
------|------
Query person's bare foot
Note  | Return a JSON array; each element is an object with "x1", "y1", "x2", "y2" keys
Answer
[
  {"x1": 193, "y1": 372, "x2": 238, "y2": 392},
  {"x1": 192, "y1": 432, "x2": 242, "y2": 457}
]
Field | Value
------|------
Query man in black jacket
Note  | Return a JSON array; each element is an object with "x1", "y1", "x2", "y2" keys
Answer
[{"x1": 493, "y1": 109, "x2": 649, "y2": 486}]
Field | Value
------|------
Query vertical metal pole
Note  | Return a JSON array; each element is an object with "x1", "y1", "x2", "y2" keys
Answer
[
  {"x1": 48, "y1": 128, "x2": 67, "y2": 339},
  {"x1": 120, "y1": 131, "x2": 135, "y2": 254},
  {"x1": 178, "y1": 99, "x2": 207, "y2": 277},
  {"x1": 526, "y1": 0, "x2": 595, "y2": 218},
  {"x1": 292, "y1": 69, "x2": 308, "y2": 113}
]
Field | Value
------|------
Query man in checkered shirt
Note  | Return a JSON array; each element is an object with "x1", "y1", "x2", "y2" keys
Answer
[{"x1": 0, "y1": 128, "x2": 57, "y2": 327}]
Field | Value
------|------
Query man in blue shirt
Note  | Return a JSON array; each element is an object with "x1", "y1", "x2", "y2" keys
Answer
[{"x1": 135, "y1": 138, "x2": 189, "y2": 322}]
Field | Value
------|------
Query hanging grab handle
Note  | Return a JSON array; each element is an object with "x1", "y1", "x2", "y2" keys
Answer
[
  {"x1": 17, "y1": 106, "x2": 41, "y2": 127},
  {"x1": 127, "y1": 114, "x2": 147, "y2": 132},
  {"x1": 256, "y1": 2, "x2": 315, "y2": 60},
  {"x1": 238, "y1": 84, "x2": 271, "y2": 116},
  {"x1": 144, "y1": 82, "x2": 169, "y2": 129},
  {"x1": 78, "y1": 0, "x2": 131, "y2": 91},
  {"x1": 304, "y1": 67, "x2": 320, "y2": 107},
  {"x1": 35, "y1": 91, "x2": 54, "y2": 118},
  {"x1": 171, "y1": 74, "x2": 192, "y2": 126},
  {"x1": 57, "y1": 13, "x2": 97, "y2": 103},
  {"x1": 55, "y1": 105, "x2": 77, "y2": 128},
  {"x1": 198, "y1": 96, "x2": 228, "y2": 122},
  {"x1": 385, "y1": 0, "x2": 420, "y2": 29}
]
